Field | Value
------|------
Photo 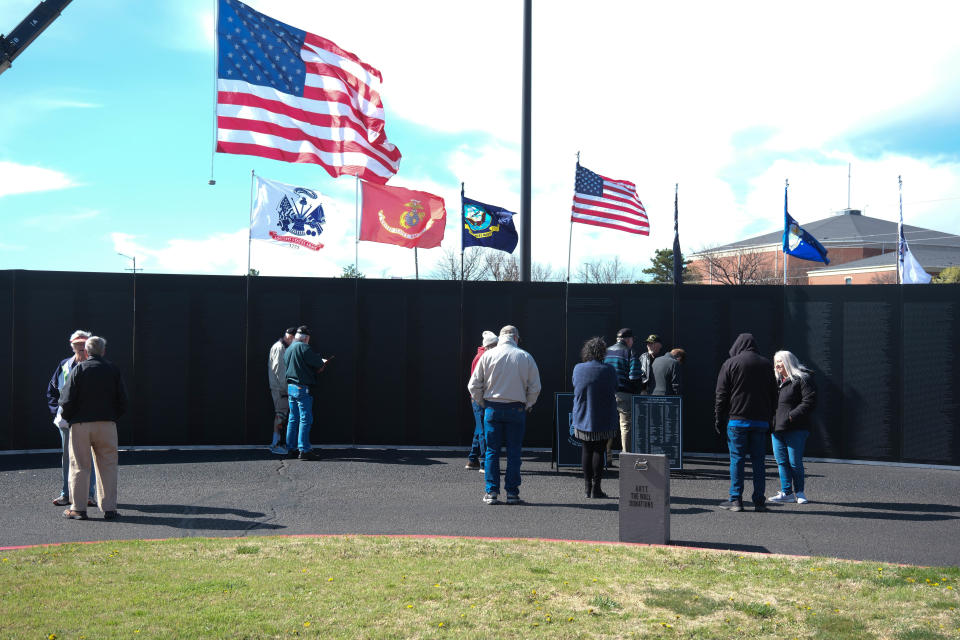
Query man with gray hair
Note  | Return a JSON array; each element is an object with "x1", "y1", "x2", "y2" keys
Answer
[
  {"x1": 45, "y1": 329, "x2": 97, "y2": 507},
  {"x1": 283, "y1": 325, "x2": 327, "y2": 461},
  {"x1": 59, "y1": 336, "x2": 127, "y2": 520},
  {"x1": 468, "y1": 325, "x2": 541, "y2": 505}
]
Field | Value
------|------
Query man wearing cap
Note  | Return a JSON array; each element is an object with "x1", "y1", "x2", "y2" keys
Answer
[
  {"x1": 267, "y1": 327, "x2": 297, "y2": 455},
  {"x1": 603, "y1": 328, "x2": 641, "y2": 455},
  {"x1": 45, "y1": 329, "x2": 97, "y2": 507},
  {"x1": 639, "y1": 334, "x2": 663, "y2": 395},
  {"x1": 468, "y1": 325, "x2": 541, "y2": 505},
  {"x1": 465, "y1": 330, "x2": 498, "y2": 470},
  {"x1": 283, "y1": 325, "x2": 327, "y2": 461}
]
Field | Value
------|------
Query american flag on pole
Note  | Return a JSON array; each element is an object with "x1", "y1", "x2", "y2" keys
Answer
[
  {"x1": 571, "y1": 163, "x2": 649, "y2": 235},
  {"x1": 215, "y1": 0, "x2": 401, "y2": 183}
]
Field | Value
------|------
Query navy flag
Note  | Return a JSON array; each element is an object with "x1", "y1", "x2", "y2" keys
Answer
[
  {"x1": 782, "y1": 183, "x2": 829, "y2": 264},
  {"x1": 461, "y1": 197, "x2": 518, "y2": 253}
]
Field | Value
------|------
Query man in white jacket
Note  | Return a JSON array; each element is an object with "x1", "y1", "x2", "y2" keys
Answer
[
  {"x1": 267, "y1": 327, "x2": 296, "y2": 454},
  {"x1": 467, "y1": 325, "x2": 541, "y2": 505}
]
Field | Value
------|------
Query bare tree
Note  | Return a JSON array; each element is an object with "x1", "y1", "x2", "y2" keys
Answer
[
  {"x1": 690, "y1": 247, "x2": 780, "y2": 285},
  {"x1": 531, "y1": 262, "x2": 559, "y2": 282},
  {"x1": 429, "y1": 247, "x2": 488, "y2": 280},
  {"x1": 574, "y1": 256, "x2": 635, "y2": 284},
  {"x1": 485, "y1": 250, "x2": 520, "y2": 281}
]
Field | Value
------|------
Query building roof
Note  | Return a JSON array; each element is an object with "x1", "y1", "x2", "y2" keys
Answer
[
  {"x1": 807, "y1": 244, "x2": 960, "y2": 274},
  {"x1": 705, "y1": 210, "x2": 960, "y2": 252}
]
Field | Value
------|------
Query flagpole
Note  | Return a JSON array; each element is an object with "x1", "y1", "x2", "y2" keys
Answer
[
  {"x1": 457, "y1": 182, "x2": 466, "y2": 452},
  {"x1": 460, "y1": 182, "x2": 466, "y2": 281},
  {"x1": 897, "y1": 175, "x2": 903, "y2": 286},
  {"x1": 563, "y1": 153, "x2": 579, "y2": 392},
  {"x1": 354, "y1": 176, "x2": 359, "y2": 278},
  {"x1": 208, "y1": 0, "x2": 219, "y2": 186},
  {"x1": 783, "y1": 179, "x2": 789, "y2": 286},
  {"x1": 248, "y1": 170, "x2": 254, "y2": 276},
  {"x1": 415, "y1": 248, "x2": 419, "y2": 280},
  {"x1": 243, "y1": 168, "x2": 255, "y2": 444},
  {"x1": 672, "y1": 183, "x2": 679, "y2": 346}
]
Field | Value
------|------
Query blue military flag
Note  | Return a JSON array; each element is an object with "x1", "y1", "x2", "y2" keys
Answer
[
  {"x1": 461, "y1": 196, "x2": 519, "y2": 253},
  {"x1": 782, "y1": 183, "x2": 829, "y2": 264}
]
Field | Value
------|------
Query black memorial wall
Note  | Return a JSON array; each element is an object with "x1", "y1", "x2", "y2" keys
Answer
[{"x1": 2, "y1": 270, "x2": 957, "y2": 465}]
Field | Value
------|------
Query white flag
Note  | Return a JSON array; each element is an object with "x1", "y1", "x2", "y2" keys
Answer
[
  {"x1": 251, "y1": 176, "x2": 337, "y2": 251},
  {"x1": 898, "y1": 212, "x2": 931, "y2": 284}
]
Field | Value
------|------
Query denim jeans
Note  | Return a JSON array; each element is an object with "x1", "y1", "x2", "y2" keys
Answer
[
  {"x1": 59, "y1": 425, "x2": 95, "y2": 500},
  {"x1": 727, "y1": 425, "x2": 768, "y2": 503},
  {"x1": 483, "y1": 402, "x2": 526, "y2": 496},
  {"x1": 286, "y1": 384, "x2": 314, "y2": 452},
  {"x1": 771, "y1": 429, "x2": 809, "y2": 494},
  {"x1": 468, "y1": 401, "x2": 485, "y2": 463}
]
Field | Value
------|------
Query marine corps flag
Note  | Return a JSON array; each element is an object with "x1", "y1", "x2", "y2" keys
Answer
[{"x1": 360, "y1": 181, "x2": 446, "y2": 248}]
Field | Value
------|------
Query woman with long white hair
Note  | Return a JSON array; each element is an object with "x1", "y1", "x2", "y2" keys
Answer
[{"x1": 768, "y1": 350, "x2": 817, "y2": 504}]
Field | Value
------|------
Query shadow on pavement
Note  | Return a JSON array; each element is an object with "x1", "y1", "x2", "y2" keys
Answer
[{"x1": 670, "y1": 540, "x2": 771, "y2": 554}]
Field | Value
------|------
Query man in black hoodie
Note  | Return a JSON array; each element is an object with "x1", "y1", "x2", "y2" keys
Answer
[{"x1": 715, "y1": 333, "x2": 777, "y2": 512}]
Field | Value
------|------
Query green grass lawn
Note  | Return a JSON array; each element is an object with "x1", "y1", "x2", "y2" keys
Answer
[{"x1": 2, "y1": 536, "x2": 958, "y2": 639}]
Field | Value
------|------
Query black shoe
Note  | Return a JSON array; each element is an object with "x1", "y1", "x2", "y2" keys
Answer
[
  {"x1": 298, "y1": 449, "x2": 321, "y2": 461},
  {"x1": 719, "y1": 499, "x2": 744, "y2": 512},
  {"x1": 592, "y1": 488, "x2": 610, "y2": 499},
  {"x1": 103, "y1": 510, "x2": 120, "y2": 520},
  {"x1": 286, "y1": 449, "x2": 300, "y2": 459},
  {"x1": 754, "y1": 501, "x2": 768, "y2": 512},
  {"x1": 465, "y1": 460, "x2": 481, "y2": 470}
]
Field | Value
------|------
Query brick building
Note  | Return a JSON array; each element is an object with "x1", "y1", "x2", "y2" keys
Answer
[{"x1": 688, "y1": 208, "x2": 960, "y2": 284}]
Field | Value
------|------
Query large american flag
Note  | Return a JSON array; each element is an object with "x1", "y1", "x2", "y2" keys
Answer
[
  {"x1": 571, "y1": 164, "x2": 649, "y2": 235},
  {"x1": 215, "y1": 0, "x2": 401, "y2": 183}
]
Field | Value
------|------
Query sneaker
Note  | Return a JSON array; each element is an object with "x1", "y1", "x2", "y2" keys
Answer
[
  {"x1": 483, "y1": 493, "x2": 499, "y2": 505},
  {"x1": 464, "y1": 460, "x2": 481, "y2": 470},
  {"x1": 52, "y1": 494, "x2": 70, "y2": 506},
  {"x1": 506, "y1": 494, "x2": 521, "y2": 505},
  {"x1": 795, "y1": 492, "x2": 809, "y2": 504},
  {"x1": 103, "y1": 510, "x2": 120, "y2": 520},
  {"x1": 768, "y1": 491, "x2": 795, "y2": 504},
  {"x1": 62, "y1": 509, "x2": 88, "y2": 520},
  {"x1": 754, "y1": 501, "x2": 768, "y2": 512},
  {"x1": 719, "y1": 499, "x2": 743, "y2": 512},
  {"x1": 298, "y1": 450, "x2": 321, "y2": 461},
  {"x1": 269, "y1": 444, "x2": 289, "y2": 455}
]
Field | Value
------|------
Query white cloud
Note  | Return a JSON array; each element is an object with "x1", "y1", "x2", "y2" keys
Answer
[
  {"x1": 0, "y1": 162, "x2": 77, "y2": 198},
  {"x1": 111, "y1": 230, "x2": 249, "y2": 275}
]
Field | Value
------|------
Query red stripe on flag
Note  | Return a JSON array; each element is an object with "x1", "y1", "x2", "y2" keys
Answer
[
  {"x1": 572, "y1": 195, "x2": 648, "y2": 220},
  {"x1": 571, "y1": 216, "x2": 650, "y2": 235},
  {"x1": 216, "y1": 141, "x2": 391, "y2": 184}
]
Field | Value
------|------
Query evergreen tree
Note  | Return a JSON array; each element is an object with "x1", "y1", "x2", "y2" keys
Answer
[
  {"x1": 340, "y1": 264, "x2": 365, "y2": 279},
  {"x1": 640, "y1": 248, "x2": 690, "y2": 284}
]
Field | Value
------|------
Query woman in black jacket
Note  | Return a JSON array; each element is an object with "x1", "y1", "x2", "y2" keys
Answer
[{"x1": 767, "y1": 350, "x2": 816, "y2": 504}]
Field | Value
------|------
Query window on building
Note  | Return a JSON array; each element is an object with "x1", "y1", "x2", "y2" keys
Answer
[{"x1": 844, "y1": 277, "x2": 852, "y2": 285}]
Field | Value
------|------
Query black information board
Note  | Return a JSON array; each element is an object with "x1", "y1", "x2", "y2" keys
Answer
[{"x1": 631, "y1": 395, "x2": 683, "y2": 470}]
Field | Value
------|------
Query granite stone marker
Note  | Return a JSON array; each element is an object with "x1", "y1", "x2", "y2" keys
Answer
[{"x1": 618, "y1": 453, "x2": 670, "y2": 544}]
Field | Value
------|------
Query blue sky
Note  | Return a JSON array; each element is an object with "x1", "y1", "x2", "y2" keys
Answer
[{"x1": 3, "y1": 0, "x2": 960, "y2": 279}]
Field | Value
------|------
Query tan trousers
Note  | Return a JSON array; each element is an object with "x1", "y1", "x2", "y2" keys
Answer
[
  {"x1": 69, "y1": 421, "x2": 118, "y2": 512},
  {"x1": 616, "y1": 392, "x2": 632, "y2": 453}
]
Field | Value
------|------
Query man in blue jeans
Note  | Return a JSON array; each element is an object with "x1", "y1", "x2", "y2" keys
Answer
[
  {"x1": 283, "y1": 325, "x2": 327, "y2": 461},
  {"x1": 714, "y1": 333, "x2": 777, "y2": 512},
  {"x1": 467, "y1": 325, "x2": 541, "y2": 505}
]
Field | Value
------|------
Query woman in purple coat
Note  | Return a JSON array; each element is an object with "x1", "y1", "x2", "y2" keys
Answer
[{"x1": 571, "y1": 337, "x2": 619, "y2": 499}]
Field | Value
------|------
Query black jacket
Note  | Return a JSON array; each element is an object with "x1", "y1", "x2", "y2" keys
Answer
[
  {"x1": 59, "y1": 355, "x2": 127, "y2": 424},
  {"x1": 715, "y1": 333, "x2": 777, "y2": 426},
  {"x1": 651, "y1": 353, "x2": 681, "y2": 395},
  {"x1": 774, "y1": 373, "x2": 816, "y2": 432}
]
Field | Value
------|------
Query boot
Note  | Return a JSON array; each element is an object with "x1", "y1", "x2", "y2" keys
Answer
[
  {"x1": 584, "y1": 477, "x2": 592, "y2": 499},
  {"x1": 591, "y1": 480, "x2": 609, "y2": 499}
]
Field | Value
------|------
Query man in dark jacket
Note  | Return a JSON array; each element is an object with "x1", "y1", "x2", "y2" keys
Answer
[
  {"x1": 715, "y1": 333, "x2": 777, "y2": 512},
  {"x1": 283, "y1": 325, "x2": 327, "y2": 461},
  {"x1": 651, "y1": 348, "x2": 685, "y2": 395},
  {"x1": 59, "y1": 336, "x2": 127, "y2": 520},
  {"x1": 603, "y1": 328, "x2": 641, "y2": 455},
  {"x1": 639, "y1": 334, "x2": 663, "y2": 394}
]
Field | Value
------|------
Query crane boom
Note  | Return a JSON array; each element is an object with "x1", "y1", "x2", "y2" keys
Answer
[{"x1": 0, "y1": 0, "x2": 73, "y2": 76}]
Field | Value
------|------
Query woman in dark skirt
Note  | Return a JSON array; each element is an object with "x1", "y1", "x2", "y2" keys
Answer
[{"x1": 571, "y1": 336, "x2": 619, "y2": 499}]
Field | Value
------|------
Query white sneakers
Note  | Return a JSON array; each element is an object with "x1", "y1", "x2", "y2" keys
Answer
[
  {"x1": 768, "y1": 491, "x2": 795, "y2": 503},
  {"x1": 768, "y1": 491, "x2": 810, "y2": 504}
]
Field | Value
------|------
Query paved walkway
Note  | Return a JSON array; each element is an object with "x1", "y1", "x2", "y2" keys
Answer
[{"x1": 1, "y1": 449, "x2": 957, "y2": 567}]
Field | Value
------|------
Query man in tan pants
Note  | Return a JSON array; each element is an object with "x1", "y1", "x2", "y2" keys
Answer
[{"x1": 59, "y1": 336, "x2": 127, "y2": 520}]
